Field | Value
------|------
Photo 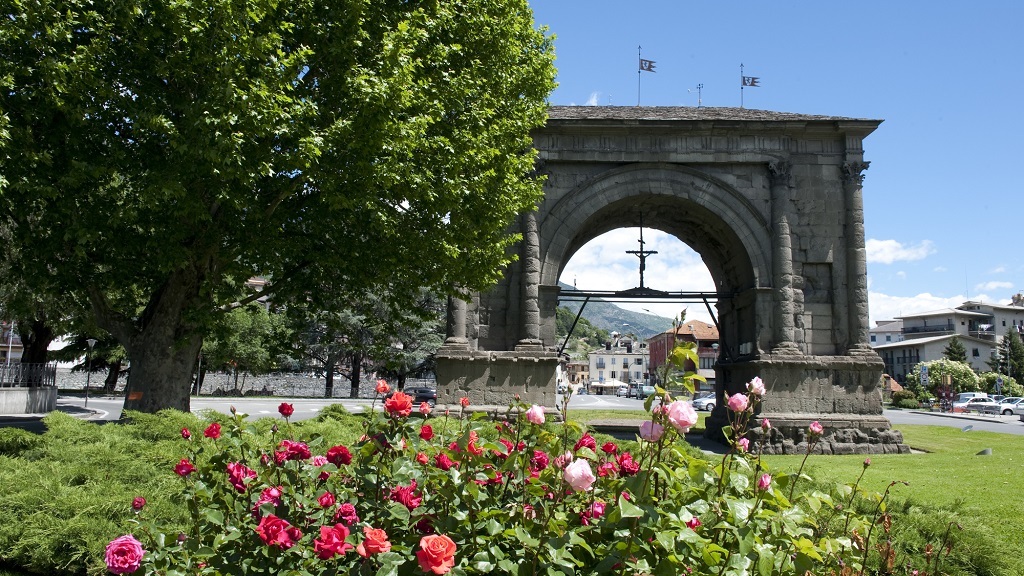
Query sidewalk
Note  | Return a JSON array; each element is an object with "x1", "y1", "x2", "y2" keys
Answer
[
  {"x1": 910, "y1": 408, "x2": 1021, "y2": 425},
  {"x1": 0, "y1": 397, "x2": 104, "y2": 426}
]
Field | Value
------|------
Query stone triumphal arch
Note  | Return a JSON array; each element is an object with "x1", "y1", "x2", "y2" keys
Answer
[{"x1": 436, "y1": 106, "x2": 907, "y2": 454}]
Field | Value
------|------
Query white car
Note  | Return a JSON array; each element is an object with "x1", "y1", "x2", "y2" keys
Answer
[
  {"x1": 955, "y1": 396, "x2": 999, "y2": 414},
  {"x1": 998, "y1": 397, "x2": 1023, "y2": 415}
]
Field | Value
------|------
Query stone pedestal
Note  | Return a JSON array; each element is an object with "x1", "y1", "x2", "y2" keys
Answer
[
  {"x1": 705, "y1": 354, "x2": 908, "y2": 454},
  {"x1": 435, "y1": 347, "x2": 558, "y2": 412}
]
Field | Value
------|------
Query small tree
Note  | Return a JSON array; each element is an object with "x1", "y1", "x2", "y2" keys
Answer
[
  {"x1": 943, "y1": 336, "x2": 967, "y2": 363},
  {"x1": 905, "y1": 358, "x2": 980, "y2": 394},
  {"x1": 978, "y1": 372, "x2": 1024, "y2": 397}
]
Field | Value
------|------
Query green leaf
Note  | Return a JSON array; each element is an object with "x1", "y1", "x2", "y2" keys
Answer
[
  {"x1": 514, "y1": 526, "x2": 540, "y2": 547},
  {"x1": 471, "y1": 552, "x2": 494, "y2": 572},
  {"x1": 618, "y1": 493, "x2": 644, "y2": 518}
]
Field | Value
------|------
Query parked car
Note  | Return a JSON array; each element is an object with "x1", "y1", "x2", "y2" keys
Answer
[
  {"x1": 957, "y1": 396, "x2": 999, "y2": 414},
  {"x1": 616, "y1": 385, "x2": 628, "y2": 397},
  {"x1": 388, "y1": 386, "x2": 437, "y2": 407},
  {"x1": 998, "y1": 397, "x2": 1023, "y2": 415},
  {"x1": 951, "y1": 393, "x2": 988, "y2": 412},
  {"x1": 641, "y1": 385, "x2": 656, "y2": 397},
  {"x1": 692, "y1": 391, "x2": 716, "y2": 412},
  {"x1": 627, "y1": 384, "x2": 640, "y2": 398}
]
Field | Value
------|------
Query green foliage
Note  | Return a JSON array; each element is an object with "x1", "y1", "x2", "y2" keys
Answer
[
  {"x1": 943, "y1": 335, "x2": 968, "y2": 363},
  {"x1": 905, "y1": 358, "x2": 980, "y2": 393},
  {"x1": 890, "y1": 389, "x2": 920, "y2": 409},
  {"x1": 204, "y1": 304, "x2": 292, "y2": 376},
  {"x1": 0, "y1": 0, "x2": 556, "y2": 411},
  {"x1": 978, "y1": 371, "x2": 1023, "y2": 396}
]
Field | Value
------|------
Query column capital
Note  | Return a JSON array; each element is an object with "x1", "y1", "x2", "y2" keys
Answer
[
  {"x1": 841, "y1": 161, "x2": 870, "y2": 186},
  {"x1": 767, "y1": 160, "x2": 793, "y2": 188}
]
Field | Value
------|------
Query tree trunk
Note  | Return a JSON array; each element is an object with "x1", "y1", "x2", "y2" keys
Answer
[
  {"x1": 98, "y1": 267, "x2": 205, "y2": 414},
  {"x1": 18, "y1": 318, "x2": 54, "y2": 364},
  {"x1": 349, "y1": 353, "x2": 362, "y2": 398},
  {"x1": 103, "y1": 359, "x2": 122, "y2": 393},
  {"x1": 324, "y1": 356, "x2": 336, "y2": 398},
  {"x1": 398, "y1": 372, "x2": 407, "y2": 390}
]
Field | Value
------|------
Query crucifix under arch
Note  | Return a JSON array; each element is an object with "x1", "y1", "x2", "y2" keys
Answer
[{"x1": 625, "y1": 216, "x2": 657, "y2": 288}]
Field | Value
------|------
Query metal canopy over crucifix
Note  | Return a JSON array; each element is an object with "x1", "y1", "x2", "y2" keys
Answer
[{"x1": 626, "y1": 216, "x2": 657, "y2": 289}]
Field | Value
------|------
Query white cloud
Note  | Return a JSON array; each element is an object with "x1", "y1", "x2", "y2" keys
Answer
[
  {"x1": 974, "y1": 280, "x2": 1013, "y2": 293},
  {"x1": 933, "y1": 266, "x2": 947, "y2": 272},
  {"x1": 868, "y1": 291, "x2": 967, "y2": 326},
  {"x1": 865, "y1": 239, "x2": 936, "y2": 264},
  {"x1": 991, "y1": 266, "x2": 1007, "y2": 273},
  {"x1": 896, "y1": 271, "x2": 906, "y2": 279},
  {"x1": 585, "y1": 92, "x2": 600, "y2": 106}
]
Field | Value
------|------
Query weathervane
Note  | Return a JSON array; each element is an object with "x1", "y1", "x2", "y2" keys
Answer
[{"x1": 626, "y1": 215, "x2": 657, "y2": 288}]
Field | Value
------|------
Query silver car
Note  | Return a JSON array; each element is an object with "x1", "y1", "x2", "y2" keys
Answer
[{"x1": 692, "y1": 391, "x2": 716, "y2": 411}]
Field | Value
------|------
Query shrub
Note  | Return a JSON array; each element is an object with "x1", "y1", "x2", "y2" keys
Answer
[
  {"x1": 110, "y1": 385, "x2": 937, "y2": 575},
  {"x1": 893, "y1": 397, "x2": 921, "y2": 409}
]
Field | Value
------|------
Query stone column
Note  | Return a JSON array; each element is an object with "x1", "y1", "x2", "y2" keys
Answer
[
  {"x1": 442, "y1": 291, "x2": 469, "y2": 348},
  {"x1": 516, "y1": 211, "x2": 543, "y2": 350},
  {"x1": 842, "y1": 161, "x2": 874, "y2": 354},
  {"x1": 768, "y1": 161, "x2": 800, "y2": 354}
]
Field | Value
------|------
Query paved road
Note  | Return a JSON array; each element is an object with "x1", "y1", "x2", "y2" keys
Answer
[{"x1": 6, "y1": 394, "x2": 1024, "y2": 437}]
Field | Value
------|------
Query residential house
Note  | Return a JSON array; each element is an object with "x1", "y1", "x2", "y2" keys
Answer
[
  {"x1": 587, "y1": 334, "x2": 648, "y2": 394},
  {"x1": 869, "y1": 320, "x2": 903, "y2": 347},
  {"x1": 646, "y1": 320, "x2": 718, "y2": 391}
]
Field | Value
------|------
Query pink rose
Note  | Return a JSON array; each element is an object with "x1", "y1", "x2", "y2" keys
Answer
[
  {"x1": 104, "y1": 535, "x2": 145, "y2": 574},
  {"x1": 553, "y1": 451, "x2": 574, "y2": 469},
  {"x1": 747, "y1": 376, "x2": 766, "y2": 396},
  {"x1": 666, "y1": 400, "x2": 698, "y2": 433},
  {"x1": 809, "y1": 421, "x2": 824, "y2": 436},
  {"x1": 761, "y1": 418, "x2": 772, "y2": 430},
  {"x1": 460, "y1": 397, "x2": 470, "y2": 408},
  {"x1": 525, "y1": 405, "x2": 545, "y2": 425},
  {"x1": 416, "y1": 533, "x2": 457, "y2": 575},
  {"x1": 131, "y1": 497, "x2": 146, "y2": 511},
  {"x1": 737, "y1": 437, "x2": 749, "y2": 452},
  {"x1": 563, "y1": 459, "x2": 596, "y2": 492},
  {"x1": 686, "y1": 516, "x2": 702, "y2": 530},
  {"x1": 420, "y1": 402, "x2": 432, "y2": 416},
  {"x1": 639, "y1": 420, "x2": 664, "y2": 442},
  {"x1": 276, "y1": 439, "x2": 311, "y2": 461},
  {"x1": 335, "y1": 502, "x2": 360, "y2": 525},
  {"x1": 758, "y1": 473, "x2": 772, "y2": 491},
  {"x1": 174, "y1": 459, "x2": 196, "y2": 477},
  {"x1": 727, "y1": 393, "x2": 749, "y2": 412}
]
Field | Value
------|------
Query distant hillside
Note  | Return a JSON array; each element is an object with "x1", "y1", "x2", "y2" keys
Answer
[{"x1": 556, "y1": 282, "x2": 673, "y2": 342}]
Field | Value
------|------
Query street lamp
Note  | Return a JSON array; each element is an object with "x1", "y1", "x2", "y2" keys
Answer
[{"x1": 85, "y1": 338, "x2": 97, "y2": 408}]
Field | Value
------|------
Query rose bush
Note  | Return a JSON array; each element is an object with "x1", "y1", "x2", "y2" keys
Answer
[{"x1": 111, "y1": 360, "x2": 931, "y2": 574}]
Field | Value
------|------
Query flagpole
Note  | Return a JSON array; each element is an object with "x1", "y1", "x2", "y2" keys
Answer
[
  {"x1": 740, "y1": 63, "x2": 744, "y2": 108},
  {"x1": 637, "y1": 45, "x2": 642, "y2": 106}
]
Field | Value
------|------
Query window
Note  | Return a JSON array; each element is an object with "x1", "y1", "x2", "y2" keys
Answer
[
  {"x1": 886, "y1": 335, "x2": 892, "y2": 342},
  {"x1": 871, "y1": 335, "x2": 876, "y2": 342}
]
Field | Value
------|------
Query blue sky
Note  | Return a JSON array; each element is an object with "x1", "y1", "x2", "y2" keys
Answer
[{"x1": 533, "y1": 0, "x2": 1024, "y2": 327}]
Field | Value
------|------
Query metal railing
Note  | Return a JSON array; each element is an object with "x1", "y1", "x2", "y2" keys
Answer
[{"x1": 0, "y1": 362, "x2": 57, "y2": 388}]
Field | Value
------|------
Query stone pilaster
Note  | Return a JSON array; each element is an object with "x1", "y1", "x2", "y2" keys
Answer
[
  {"x1": 516, "y1": 211, "x2": 543, "y2": 350},
  {"x1": 768, "y1": 161, "x2": 800, "y2": 355},
  {"x1": 842, "y1": 161, "x2": 874, "y2": 355}
]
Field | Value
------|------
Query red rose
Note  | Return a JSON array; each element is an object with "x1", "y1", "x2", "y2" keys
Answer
[
  {"x1": 203, "y1": 422, "x2": 221, "y2": 439},
  {"x1": 416, "y1": 452, "x2": 429, "y2": 465},
  {"x1": 389, "y1": 480, "x2": 422, "y2": 510},
  {"x1": 617, "y1": 452, "x2": 640, "y2": 476},
  {"x1": 180, "y1": 427, "x2": 191, "y2": 440},
  {"x1": 459, "y1": 397, "x2": 470, "y2": 408},
  {"x1": 104, "y1": 535, "x2": 145, "y2": 575},
  {"x1": 326, "y1": 445, "x2": 352, "y2": 467},
  {"x1": 376, "y1": 379, "x2": 391, "y2": 394},
  {"x1": 356, "y1": 526, "x2": 391, "y2": 557},
  {"x1": 314, "y1": 524, "x2": 353, "y2": 559},
  {"x1": 597, "y1": 461, "x2": 618, "y2": 477},
  {"x1": 256, "y1": 514, "x2": 302, "y2": 549},
  {"x1": 334, "y1": 502, "x2": 360, "y2": 526},
  {"x1": 318, "y1": 491, "x2": 336, "y2": 508},
  {"x1": 252, "y1": 486, "x2": 283, "y2": 518},
  {"x1": 278, "y1": 403, "x2": 294, "y2": 418},
  {"x1": 174, "y1": 459, "x2": 196, "y2": 477},
  {"x1": 416, "y1": 533, "x2": 457, "y2": 574},
  {"x1": 530, "y1": 450, "x2": 549, "y2": 470},
  {"x1": 276, "y1": 439, "x2": 311, "y2": 461},
  {"x1": 419, "y1": 424, "x2": 434, "y2": 441},
  {"x1": 385, "y1": 391, "x2": 414, "y2": 417},
  {"x1": 434, "y1": 452, "x2": 455, "y2": 470},
  {"x1": 466, "y1": 431, "x2": 483, "y2": 456},
  {"x1": 131, "y1": 497, "x2": 146, "y2": 511},
  {"x1": 495, "y1": 438, "x2": 514, "y2": 459},
  {"x1": 600, "y1": 441, "x2": 619, "y2": 455},
  {"x1": 574, "y1": 433, "x2": 597, "y2": 452},
  {"x1": 226, "y1": 461, "x2": 257, "y2": 492}
]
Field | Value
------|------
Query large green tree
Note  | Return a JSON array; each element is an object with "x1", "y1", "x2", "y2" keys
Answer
[{"x1": 0, "y1": 0, "x2": 555, "y2": 412}]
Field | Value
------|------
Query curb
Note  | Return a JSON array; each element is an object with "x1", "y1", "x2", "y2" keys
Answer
[{"x1": 909, "y1": 410, "x2": 1018, "y2": 425}]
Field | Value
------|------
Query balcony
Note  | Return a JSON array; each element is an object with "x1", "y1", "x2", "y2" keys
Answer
[{"x1": 902, "y1": 324, "x2": 954, "y2": 336}]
